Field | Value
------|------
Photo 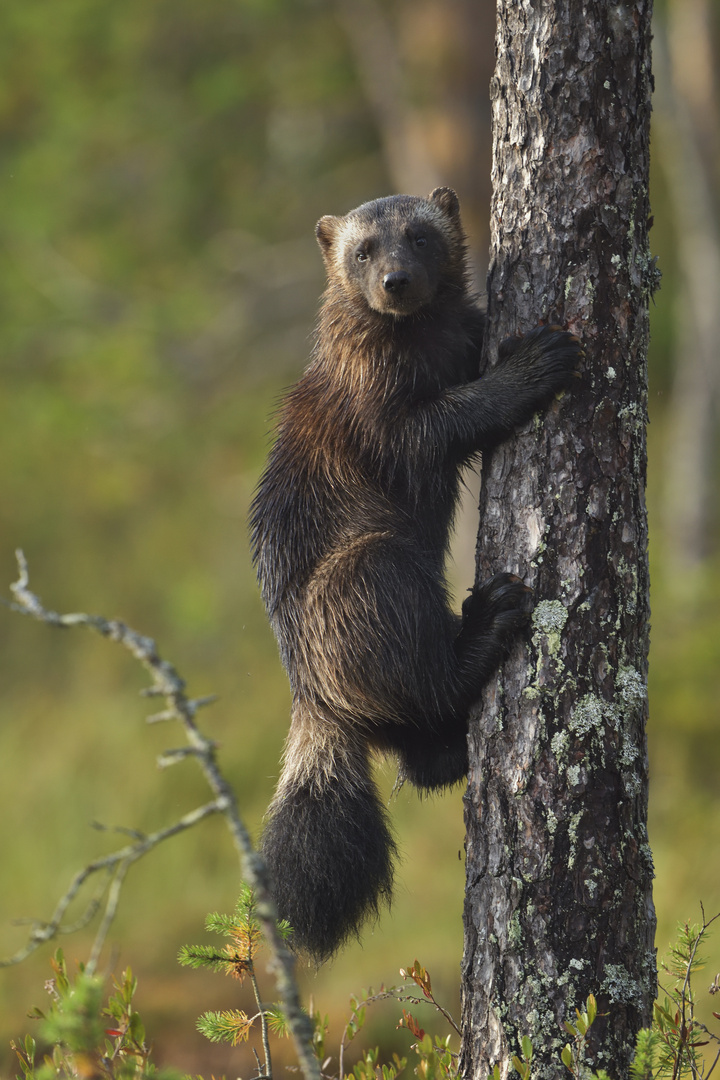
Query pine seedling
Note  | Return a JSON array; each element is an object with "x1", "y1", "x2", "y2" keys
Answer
[{"x1": 178, "y1": 884, "x2": 291, "y2": 1077}]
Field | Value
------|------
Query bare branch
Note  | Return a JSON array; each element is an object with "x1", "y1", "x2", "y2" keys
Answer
[{"x1": 5, "y1": 550, "x2": 320, "y2": 1080}]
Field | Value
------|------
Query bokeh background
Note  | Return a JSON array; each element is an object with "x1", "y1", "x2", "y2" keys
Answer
[{"x1": 1, "y1": 0, "x2": 718, "y2": 1073}]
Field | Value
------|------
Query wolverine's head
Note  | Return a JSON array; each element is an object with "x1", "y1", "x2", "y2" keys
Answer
[{"x1": 315, "y1": 187, "x2": 468, "y2": 317}]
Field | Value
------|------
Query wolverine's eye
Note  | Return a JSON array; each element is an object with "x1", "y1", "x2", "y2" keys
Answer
[
  {"x1": 355, "y1": 247, "x2": 369, "y2": 262},
  {"x1": 415, "y1": 235, "x2": 427, "y2": 248}
]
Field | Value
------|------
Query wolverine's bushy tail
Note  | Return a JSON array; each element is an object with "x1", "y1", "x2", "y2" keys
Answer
[{"x1": 259, "y1": 728, "x2": 396, "y2": 963}]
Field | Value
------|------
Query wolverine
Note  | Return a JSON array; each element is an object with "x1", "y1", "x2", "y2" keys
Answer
[{"x1": 249, "y1": 187, "x2": 580, "y2": 962}]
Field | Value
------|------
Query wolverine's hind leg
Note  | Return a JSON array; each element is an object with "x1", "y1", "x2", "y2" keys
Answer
[
  {"x1": 388, "y1": 713, "x2": 470, "y2": 790},
  {"x1": 388, "y1": 572, "x2": 533, "y2": 791},
  {"x1": 298, "y1": 534, "x2": 531, "y2": 793}
]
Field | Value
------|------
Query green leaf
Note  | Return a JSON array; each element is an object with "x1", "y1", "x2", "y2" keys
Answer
[
  {"x1": 561, "y1": 1045, "x2": 573, "y2": 1069},
  {"x1": 277, "y1": 918, "x2": 294, "y2": 941},
  {"x1": 630, "y1": 1028, "x2": 659, "y2": 1079},
  {"x1": 205, "y1": 911, "x2": 236, "y2": 936},
  {"x1": 121, "y1": 967, "x2": 137, "y2": 1004},
  {"x1": 266, "y1": 1007, "x2": 289, "y2": 1037},
  {"x1": 653, "y1": 1000, "x2": 678, "y2": 1031},
  {"x1": 196, "y1": 1009, "x2": 252, "y2": 1046},
  {"x1": 235, "y1": 883, "x2": 257, "y2": 919},
  {"x1": 520, "y1": 1035, "x2": 533, "y2": 1061},
  {"x1": 128, "y1": 1010, "x2": 146, "y2": 1046},
  {"x1": 177, "y1": 944, "x2": 233, "y2": 972},
  {"x1": 50, "y1": 949, "x2": 70, "y2": 996}
]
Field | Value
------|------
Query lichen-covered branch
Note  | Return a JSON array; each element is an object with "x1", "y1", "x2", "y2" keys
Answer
[{"x1": 5, "y1": 550, "x2": 319, "y2": 1080}]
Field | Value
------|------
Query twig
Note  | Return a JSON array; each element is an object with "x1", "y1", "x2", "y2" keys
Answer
[
  {"x1": 657, "y1": 907, "x2": 720, "y2": 1079},
  {"x1": 249, "y1": 965, "x2": 273, "y2": 1080},
  {"x1": 338, "y1": 989, "x2": 396, "y2": 1080},
  {"x1": 1, "y1": 801, "x2": 223, "y2": 970},
  {"x1": 5, "y1": 550, "x2": 320, "y2": 1080},
  {"x1": 252, "y1": 1047, "x2": 265, "y2": 1078},
  {"x1": 336, "y1": 976, "x2": 461, "y2": 1080}
]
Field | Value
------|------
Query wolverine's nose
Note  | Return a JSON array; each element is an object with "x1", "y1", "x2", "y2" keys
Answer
[{"x1": 382, "y1": 270, "x2": 411, "y2": 293}]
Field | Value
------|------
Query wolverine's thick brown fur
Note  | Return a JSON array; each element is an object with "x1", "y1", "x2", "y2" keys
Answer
[{"x1": 249, "y1": 188, "x2": 580, "y2": 962}]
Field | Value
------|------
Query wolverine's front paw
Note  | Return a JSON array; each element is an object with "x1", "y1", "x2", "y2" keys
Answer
[
  {"x1": 499, "y1": 324, "x2": 584, "y2": 396},
  {"x1": 461, "y1": 571, "x2": 533, "y2": 636}
]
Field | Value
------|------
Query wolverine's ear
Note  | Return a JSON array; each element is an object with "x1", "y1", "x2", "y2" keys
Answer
[
  {"x1": 428, "y1": 187, "x2": 460, "y2": 220},
  {"x1": 316, "y1": 215, "x2": 342, "y2": 256}
]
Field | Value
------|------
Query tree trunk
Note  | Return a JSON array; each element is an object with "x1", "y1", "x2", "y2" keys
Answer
[{"x1": 460, "y1": 3, "x2": 657, "y2": 1077}]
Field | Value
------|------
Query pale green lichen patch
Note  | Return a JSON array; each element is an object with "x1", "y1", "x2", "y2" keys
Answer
[
  {"x1": 533, "y1": 599, "x2": 568, "y2": 637},
  {"x1": 551, "y1": 729, "x2": 569, "y2": 762},
  {"x1": 613, "y1": 666, "x2": 648, "y2": 795},
  {"x1": 532, "y1": 600, "x2": 568, "y2": 666},
  {"x1": 617, "y1": 665, "x2": 646, "y2": 708},
  {"x1": 553, "y1": 669, "x2": 646, "y2": 794},
  {"x1": 622, "y1": 771, "x2": 642, "y2": 796},
  {"x1": 566, "y1": 763, "x2": 582, "y2": 789},
  {"x1": 603, "y1": 963, "x2": 644, "y2": 1006},
  {"x1": 569, "y1": 693, "x2": 606, "y2": 737},
  {"x1": 619, "y1": 733, "x2": 639, "y2": 767}
]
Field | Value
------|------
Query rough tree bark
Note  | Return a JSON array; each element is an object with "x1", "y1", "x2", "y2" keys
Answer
[{"x1": 460, "y1": 3, "x2": 657, "y2": 1077}]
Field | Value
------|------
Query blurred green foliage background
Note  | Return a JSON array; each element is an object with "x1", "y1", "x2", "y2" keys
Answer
[{"x1": 1, "y1": 0, "x2": 719, "y2": 1074}]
